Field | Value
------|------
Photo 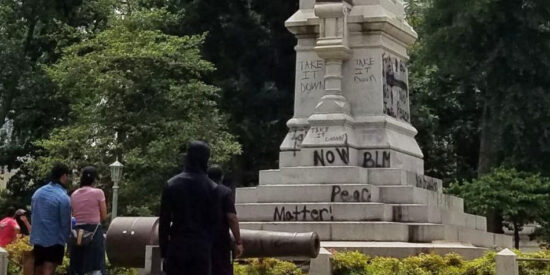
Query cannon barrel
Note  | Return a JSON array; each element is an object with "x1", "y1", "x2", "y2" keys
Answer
[
  {"x1": 106, "y1": 217, "x2": 320, "y2": 268},
  {"x1": 105, "y1": 217, "x2": 159, "y2": 268},
  {"x1": 239, "y1": 229, "x2": 320, "y2": 259}
]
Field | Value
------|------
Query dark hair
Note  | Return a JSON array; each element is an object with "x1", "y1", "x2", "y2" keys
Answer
[
  {"x1": 6, "y1": 207, "x2": 15, "y2": 217},
  {"x1": 51, "y1": 163, "x2": 70, "y2": 181},
  {"x1": 80, "y1": 166, "x2": 98, "y2": 187},
  {"x1": 185, "y1": 141, "x2": 211, "y2": 173},
  {"x1": 207, "y1": 165, "x2": 223, "y2": 184}
]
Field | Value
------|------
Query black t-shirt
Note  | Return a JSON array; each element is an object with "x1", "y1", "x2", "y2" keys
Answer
[
  {"x1": 159, "y1": 171, "x2": 220, "y2": 258},
  {"x1": 214, "y1": 184, "x2": 236, "y2": 250}
]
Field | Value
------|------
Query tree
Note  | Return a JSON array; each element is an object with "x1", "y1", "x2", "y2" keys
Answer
[
  {"x1": 419, "y1": 0, "x2": 550, "y2": 176},
  {"x1": 0, "y1": 0, "x2": 115, "y2": 169},
  {"x1": 409, "y1": 0, "x2": 550, "y2": 232},
  {"x1": 137, "y1": 0, "x2": 298, "y2": 186},
  {"x1": 26, "y1": 8, "x2": 241, "y2": 215},
  {"x1": 448, "y1": 168, "x2": 550, "y2": 248}
]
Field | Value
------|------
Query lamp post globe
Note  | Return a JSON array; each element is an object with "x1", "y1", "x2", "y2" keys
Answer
[{"x1": 109, "y1": 159, "x2": 124, "y2": 220}]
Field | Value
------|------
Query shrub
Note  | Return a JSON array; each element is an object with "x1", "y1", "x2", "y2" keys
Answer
[
  {"x1": 332, "y1": 250, "x2": 369, "y2": 275},
  {"x1": 331, "y1": 250, "x2": 550, "y2": 275},
  {"x1": 4, "y1": 236, "x2": 136, "y2": 275},
  {"x1": 5, "y1": 236, "x2": 33, "y2": 274},
  {"x1": 234, "y1": 258, "x2": 303, "y2": 275}
]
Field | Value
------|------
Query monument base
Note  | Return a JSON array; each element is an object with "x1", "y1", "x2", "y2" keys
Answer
[{"x1": 236, "y1": 166, "x2": 513, "y2": 256}]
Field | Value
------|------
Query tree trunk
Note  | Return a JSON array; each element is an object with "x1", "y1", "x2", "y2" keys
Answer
[
  {"x1": 478, "y1": 101, "x2": 496, "y2": 175},
  {"x1": 487, "y1": 210, "x2": 504, "y2": 234},
  {"x1": 514, "y1": 222, "x2": 520, "y2": 249},
  {"x1": 478, "y1": 101, "x2": 503, "y2": 233}
]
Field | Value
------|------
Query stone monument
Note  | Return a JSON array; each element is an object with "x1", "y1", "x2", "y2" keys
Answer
[{"x1": 236, "y1": 0, "x2": 512, "y2": 258}]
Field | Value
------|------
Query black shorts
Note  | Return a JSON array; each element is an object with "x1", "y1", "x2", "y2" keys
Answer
[{"x1": 34, "y1": 244, "x2": 65, "y2": 266}]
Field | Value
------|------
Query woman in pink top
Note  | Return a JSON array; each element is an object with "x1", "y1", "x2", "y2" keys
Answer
[
  {"x1": 0, "y1": 207, "x2": 21, "y2": 247},
  {"x1": 69, "y1": 166, "x2": 108, "y2": 275}
]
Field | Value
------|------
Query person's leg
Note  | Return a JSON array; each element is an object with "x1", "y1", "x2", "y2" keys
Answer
[
  {"x1": 34, "y1": 264, "x2": 43, "y2": 275},
  {"x1": 41, "y1": 262, "x2": 57, "y2": 275},
  {"x1": 212, "y1": 246, "x2": 233, "y2": 275},
  {"x1": 34, "y1": 245, "x2": 44, "y2": 275},
  {"x1": 188, "y1": 247, "x2": 212, "y2": 275},
  {"x1": 40, "y1": 244, "x2": 64, "y2": 275},
  {"x1": 166, "y1": 241, "x2": 212, "y2": 275}
]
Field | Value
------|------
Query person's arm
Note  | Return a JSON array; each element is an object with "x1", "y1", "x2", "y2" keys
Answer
[
  {"x1": 99, "y1": 201, "x2": 108, "y2": 222},
  {"x1": 59, "y1": 196, "x2": 72, "y2": 240},
  {"x1": 19, "y1": 216, "x2": 31, "y2": 233},
  {"x1": 227, "y1": 213, "x2": 243, "y2": 258},
  {"x1": 159, "y1": 184, "x2": 172, "y2": 259},
  {"x1": 223, "y1": 191, "x2": 243, "y2": 258},
  {"x1": 98, "y1": 190, "x2": 108, "y2": 222}
]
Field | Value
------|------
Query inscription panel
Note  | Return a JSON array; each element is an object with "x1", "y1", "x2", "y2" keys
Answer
[
  {"x1": 294, "y1": 51, "x2": 326, "y2": 118},
  {"x1": 382, "y1": 53, "x2": 410, "y2": 122}
]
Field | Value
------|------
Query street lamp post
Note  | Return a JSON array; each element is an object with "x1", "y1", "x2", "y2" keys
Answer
[{"x1": 110, "y1": 159, "x2": 124, "y2": 221}]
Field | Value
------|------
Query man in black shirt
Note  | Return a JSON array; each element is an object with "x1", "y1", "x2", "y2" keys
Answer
[
  {"x1": 159, "y1": 141, "x2": 220, "y2": 275},
  {"x1": 208, "y1": 165, "x2": 243, "y2": 275}
]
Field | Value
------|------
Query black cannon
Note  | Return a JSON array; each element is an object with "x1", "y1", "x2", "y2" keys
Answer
[{"x1": 105, "y1": 217, "x2": 321, "y2": 268}]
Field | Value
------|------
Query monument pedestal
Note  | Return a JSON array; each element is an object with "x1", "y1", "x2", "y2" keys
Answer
[
  {"x1": 236, "y1": 167, "x2": 512, "y2": 257},
  {"x1": 237, "y1": 0, "x2": 512, "y2": 259}
]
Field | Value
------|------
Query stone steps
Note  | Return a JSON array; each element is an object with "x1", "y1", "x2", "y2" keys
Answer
[
  {"x1": 236, "y1": 184, "x2": 463, "y2": 212},
  {"x1": 235, "y1": 166, "x2": 512, "y2": 250},
  {"x1": 259, "y1": 167, "x2": 442, "y2": 192},
  {"x1": 236, "y1": 184, "x2": 379, "y2": 204},
  {"x1": 236, "y1": 202, "x2": 485, "y2": 231},
  {"x1": 378, "y1": 186, "x2": 464, "y2": 212},
  {"x1": 393, "y1": 205, "x2": 486, "y2": 231},
  {"x1": 239, "y1": 221, "x2": 512, "y2": 248},
  {"x1": 236, "y1": 202, "x2": 393, "y2": 222}
]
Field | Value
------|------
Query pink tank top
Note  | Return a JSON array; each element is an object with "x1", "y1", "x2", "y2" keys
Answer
[
  {"x1": 71, "y1": 186, "x2": 105, "y2": 225},
  {"x1": 0, "y1": 217, "x2": 19, "y2": 247}
]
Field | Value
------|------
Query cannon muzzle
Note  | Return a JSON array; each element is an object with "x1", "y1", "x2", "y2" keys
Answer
[
  {"x1": 105, "y1": 217, "x2": 159, "y2": 268},
  {"x1": 106, "y1": 217, "x2": 321, "y2": 268}
]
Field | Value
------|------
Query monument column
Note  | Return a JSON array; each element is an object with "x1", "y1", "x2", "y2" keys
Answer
[
  {"x1": 312, "y1": 0, "x2": 352, "y2": 115},
  {"x1": 296, "y1": 0, "x2": 359, "y2": 168},
  {"x1": 281, "y1": 0, "x2": 425, "y2": 174}
]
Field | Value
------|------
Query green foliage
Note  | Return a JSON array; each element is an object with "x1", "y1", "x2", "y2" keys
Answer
[
  {"x1": 29, "y1": 8, "x2": 240, "y2": 215},
  {"x1": 0, "y1": 0, "x2": 117, "y2": 220},
  {"x1": 138, "y1": 0, "x2": 298, "y2": 185},
  {"x1": 5, "y1": 236, "x2": 136, "y2": 275},
  {"x1": 411, "y1": 0, "x2": 550, "y2": 181},
  {"x1": 448, "y1": 167, "x2": 550, "y2": 247},
  {"x1": 332, "y1": 251, "x2": 370, "y2": 275},
  {"x1": 5, "y1": 236, "x2": 32, "y2": 274},
  {"x1": 331, "y1": 250, "x2": 550, "y2": 275},
  {"x1": 234, "y1": 258, "x2": 303, "y2": 275},
  {"x1": 448, "y1": 168, "x2": 549, "y2": 220},
  {"x1": 405, "y1": 0, "x2": 485, "y2": 182},
  {"x1": 0, "y1": 0, "x2": 116, "y2": 169}
]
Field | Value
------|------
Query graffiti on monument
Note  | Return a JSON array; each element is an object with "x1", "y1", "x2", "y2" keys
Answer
[
  {"x1": 362, "y1": 150, "x2": 391, "y2": 168},
  {"x1": 330, "y1": 185, "x2": 371, "y2": 202},
  {"x1": 313, "y1": 147, "x2": 350, "y2": 166},
  {"x1": 298, "y1": 60, "x2": 325, "y2": 94},
  {"x1": 382, "y1": 53, "x2": 410, "y2": 122},
  {"x1": 309, "y1": 126, "x2": 329, "y2": 139},
  {"x1": 290, "y1": 128, "x2": 307, "y2": 156},
  {"x1": 273, "y1": 205, "x2": 334, "y2": 221},
  {"x1": 416, "y1": 175, "x2": 440, "y2": 192},
  {"x1": 354, "y1": 57, "x2": 377, "y2": 83}
]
